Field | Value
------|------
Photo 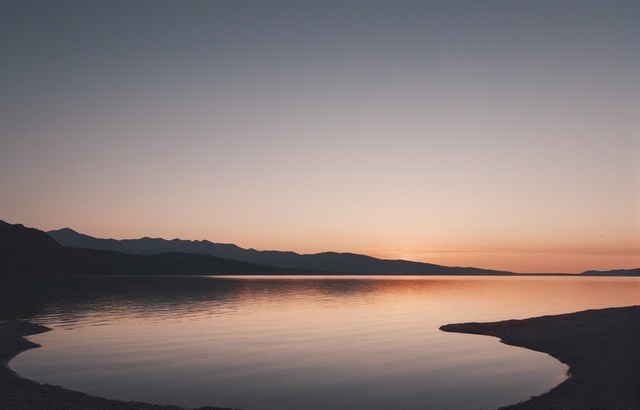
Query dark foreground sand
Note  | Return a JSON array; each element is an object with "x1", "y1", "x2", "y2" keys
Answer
[
  {"x1": 441, "y1": 306, "x2": 639, "y2": 410},
  {"x1": 1, "y1": 306, "x2": 638, "y2": 410}
]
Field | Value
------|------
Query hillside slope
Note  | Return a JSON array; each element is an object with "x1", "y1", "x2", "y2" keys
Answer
[
  {"x1": 0, "y1": 221, "x2": 288, "y2": 276},
  {"x1": 48, "y1": 227, "x2": 515, "y2": 275}
]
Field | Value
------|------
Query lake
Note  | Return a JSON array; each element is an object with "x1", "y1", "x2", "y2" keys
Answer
[{"x1": 2, "y1": 275, "x2": 638, "y2": 410}]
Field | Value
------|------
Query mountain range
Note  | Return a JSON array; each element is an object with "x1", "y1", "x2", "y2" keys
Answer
[
  {"x1": 46, "y1": 227, "x2": 638, "y2": 276},
  {"x1": 0, "y1": 221, "x2": 288, "y2": 276},
  {"x1": 46, "y1": 227, "x2": 515, "y2": 275},
  {"x1": 1, "y1": 220, "x2": 636, "y2": 276}
]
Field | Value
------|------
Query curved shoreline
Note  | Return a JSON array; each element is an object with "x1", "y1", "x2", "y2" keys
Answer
[
  {"x1": 0, "y1": 321, "x2": 237, "y2": 410},
  {"x1": 441, "y1": 306, "x2": 639, "y2": 409},
  {"x1": 2, "y1": 306, "x2": 638, "y2": 410}
]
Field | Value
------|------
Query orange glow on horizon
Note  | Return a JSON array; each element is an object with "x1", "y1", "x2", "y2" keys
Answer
[
  {"x1": 364, "y1": 245, "x2": 639, "y2": 274},
  {"x1": 33, "y1": 214, "x2": 639, "y2": 274}
]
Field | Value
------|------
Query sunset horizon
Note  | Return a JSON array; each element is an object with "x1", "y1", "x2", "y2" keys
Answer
[
  {"x1": 6, "y1": 218, "x2": 635, "y2": 274},
  {"x1": 1, "y1": 4, "x2": 638, "y2": 409},
  {"x1": 2, "y1": 1, "x2": 638, "y2": 274}
]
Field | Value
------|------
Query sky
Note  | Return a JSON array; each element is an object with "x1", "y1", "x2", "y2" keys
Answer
[{"x1": 0, "y1": 0, "x2": 638, "y2": 273}]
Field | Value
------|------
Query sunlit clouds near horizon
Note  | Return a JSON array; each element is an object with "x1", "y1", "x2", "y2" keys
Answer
[{"x1": 0, "y1": 1, "x2": 637, "y2": 273}]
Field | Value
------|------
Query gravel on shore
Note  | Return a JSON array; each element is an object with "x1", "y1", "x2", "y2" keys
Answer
[
  {"x1": 441, "y1": 305, "x2": 640, "y2": 410},
  {"x1": 2, "y1": 306, "x2": 638, "y2": 410}
]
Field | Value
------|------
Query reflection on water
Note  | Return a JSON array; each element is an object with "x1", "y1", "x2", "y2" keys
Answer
[{"x1": 3, "y1": 276, "x2": 638, "y2": 410}]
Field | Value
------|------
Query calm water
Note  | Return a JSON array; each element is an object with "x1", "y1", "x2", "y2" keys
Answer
[{"x1": 2, "y1": 276, "x2": 638, "y2": 410}]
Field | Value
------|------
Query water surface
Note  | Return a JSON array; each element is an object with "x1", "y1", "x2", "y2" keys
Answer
[{"x1": 3, "y1": 276, "x2": 638, "y2": 410}]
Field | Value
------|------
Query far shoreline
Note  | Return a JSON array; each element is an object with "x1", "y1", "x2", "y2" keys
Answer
[{"x1": 1, "y1": 306, "x2": 639, "y2": 410}]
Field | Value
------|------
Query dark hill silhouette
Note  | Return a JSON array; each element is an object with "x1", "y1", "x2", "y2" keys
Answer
[
  {"x1": 580, "y1": 268, "x2": 639, "y2": 276},
  {"x1": 47, "y1": 227, "x2": 515, "y2": 275},
  {"x1": 0, "y1": 221, "x2": 288, "y2": 276}
]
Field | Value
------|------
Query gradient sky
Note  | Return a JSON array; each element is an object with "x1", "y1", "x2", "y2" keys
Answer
[{"x1": 1, "y1": 1, "x2": 638, "y2": 273}]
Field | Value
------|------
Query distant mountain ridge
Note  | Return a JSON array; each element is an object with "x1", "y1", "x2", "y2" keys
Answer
[
  {"x1": 47, "y1": 228, "x2": 640, "y2": 276},
  {"x1": 580, "y1": 268, "x2": 639, "y2": 277},
  {"x1": 0, "y1": 221, "x2": 289, "y2": 276},
  {"x1": 47, "y1": 227, "x2": 515, "y2": 275}
]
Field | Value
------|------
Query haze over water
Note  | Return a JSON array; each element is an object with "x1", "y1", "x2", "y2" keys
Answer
[{"x1": 6, "y1": 276, "x2": 639, "y2": 410}]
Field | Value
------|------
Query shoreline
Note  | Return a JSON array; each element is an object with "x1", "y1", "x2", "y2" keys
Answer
[
  {"x1": 2, "y1": 307, "x2": 638, "y2": 410},
  {"x1": 441, "y1": 305, "x2": 639, "y2": 409},
  {"x1": 0, "y1": 321, "x2": 236, "y2": 410}
]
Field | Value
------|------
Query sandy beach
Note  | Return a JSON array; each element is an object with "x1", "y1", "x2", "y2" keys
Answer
[{"x1": 2, "y1": 306, "x2": 638, "y2": 410}]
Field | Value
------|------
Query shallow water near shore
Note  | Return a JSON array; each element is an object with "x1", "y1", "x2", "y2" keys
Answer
[{"x1": 2, "y1": 276, "x2": 638, "y2": 410}]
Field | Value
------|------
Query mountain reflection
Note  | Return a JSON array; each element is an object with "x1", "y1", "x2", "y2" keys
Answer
[
  {"x1": 2, "y1": 276, "x2": 462, "y2": 324},
  {"x1": 2, "y1": 276, "x2": 637, "y2": 328}
]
